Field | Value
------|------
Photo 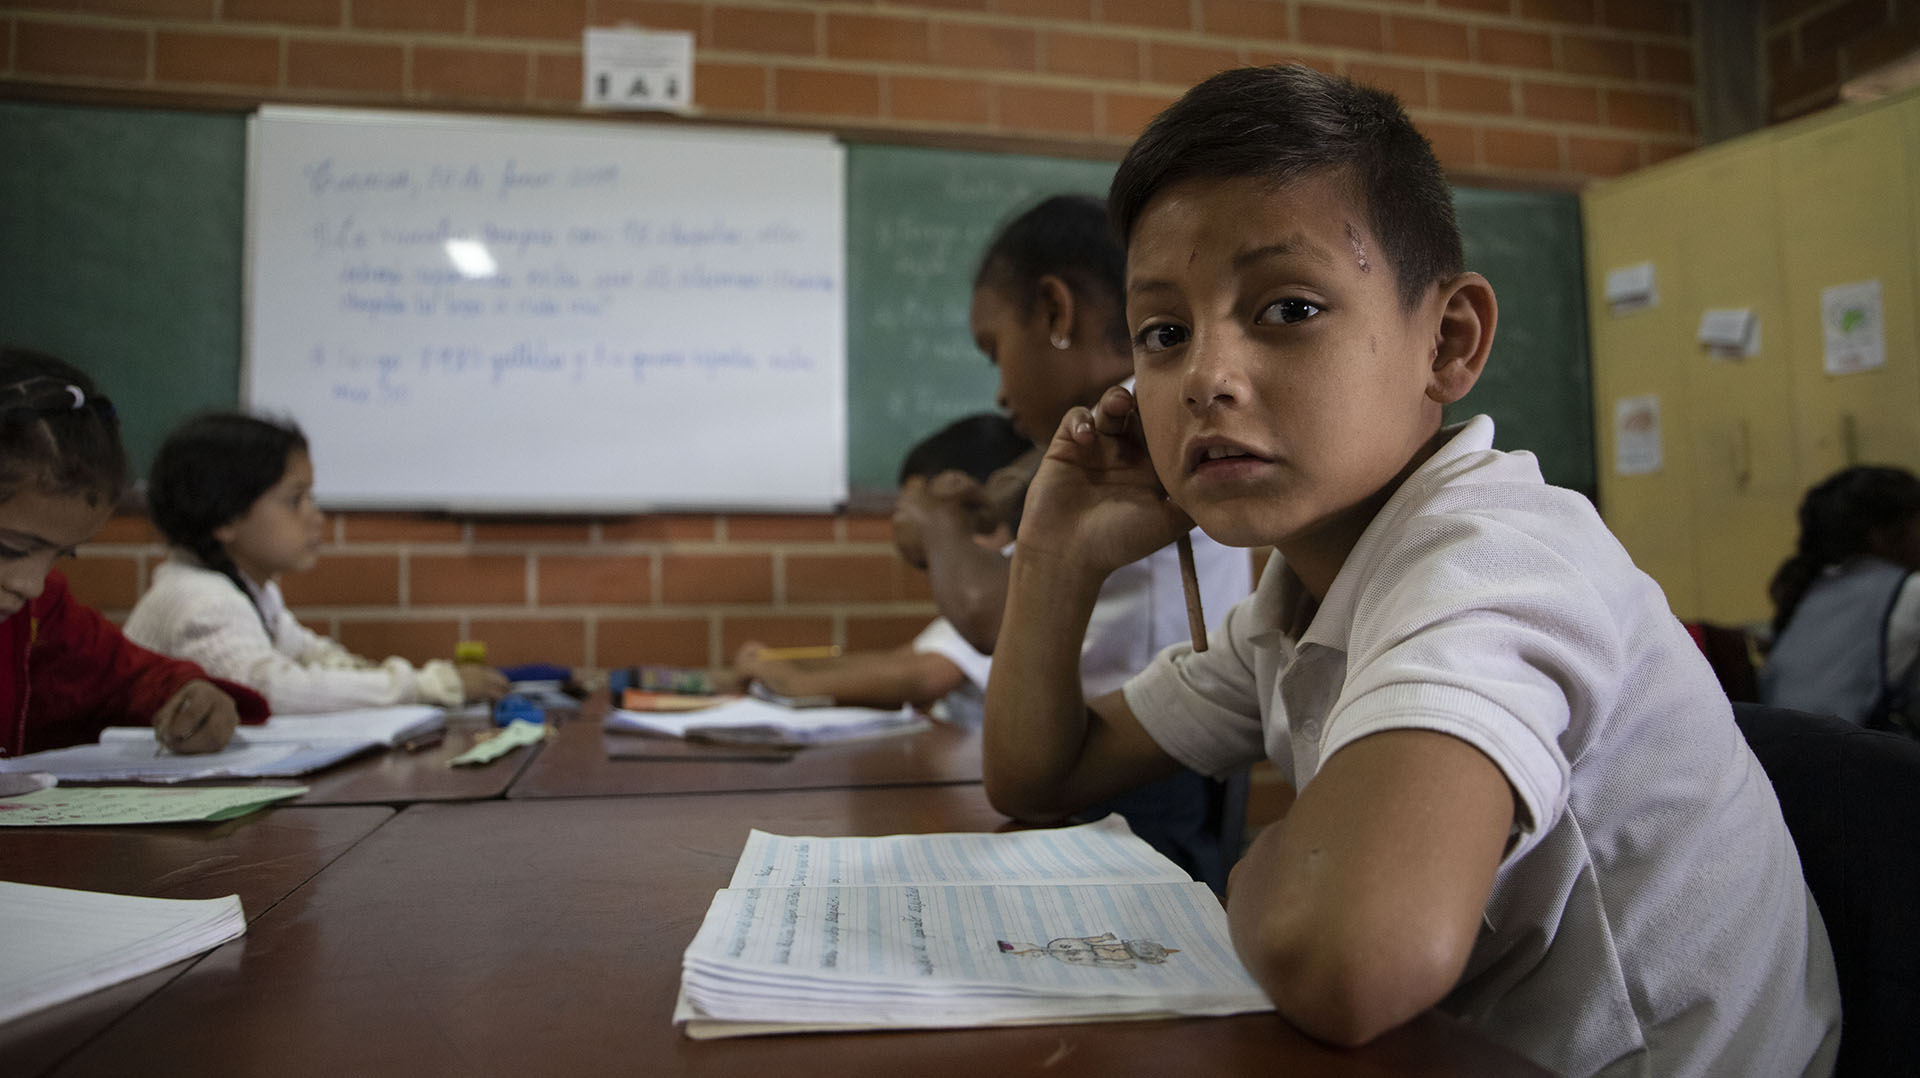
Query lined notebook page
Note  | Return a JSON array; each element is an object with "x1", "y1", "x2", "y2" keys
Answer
[{"x1": 0, "y1": 881, "x2": 244, "y2": 1023}]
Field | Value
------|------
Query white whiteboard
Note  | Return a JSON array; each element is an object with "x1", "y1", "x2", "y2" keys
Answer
[{"x1": 245, "y1": 106, "x2": 846, "y2": 511}]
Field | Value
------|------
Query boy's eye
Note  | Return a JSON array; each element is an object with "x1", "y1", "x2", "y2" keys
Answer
[
  {"x1": 1134, "y1": 322, "x2": 1189, "y2": 353},
  {"x1": 1257, "y1": 298, "x2": 1322, "y2": 325},
  {"x1": 0, "y1": 545, "x2": 26, "y2": 560}
]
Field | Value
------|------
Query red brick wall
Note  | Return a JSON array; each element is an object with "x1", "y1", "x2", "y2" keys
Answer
[
  {"x1": 74, "y1": 511, "x2": 933, "y2": 671},
  {"x1": 0, "y1": 1, "x2": 1700, "y2": 180},
  {"x1": 9, "y1": 0, "x2": 1705, "y2": 671},
  {"x1": 1767, "y1": 0, "x2": 1920, "y2": 120}
]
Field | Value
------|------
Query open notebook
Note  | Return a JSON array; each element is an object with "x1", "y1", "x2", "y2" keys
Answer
[
  {"x1": 606, "y1": 697, "x2": 927, "y2": 747},
  {"x1": 0, "y1": 881, "x2": 245, "y2": 1024},
  {"x1": 676, "y1": 815, "x2": 1273, "y2": 1038},
  {"x1": 0, "y1": 706, "x2": 445, "y2": 783}
]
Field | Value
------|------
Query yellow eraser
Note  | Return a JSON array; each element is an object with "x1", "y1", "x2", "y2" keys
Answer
[{"x1": 455, "y1": 640, "x2": 487, "y2": 664}]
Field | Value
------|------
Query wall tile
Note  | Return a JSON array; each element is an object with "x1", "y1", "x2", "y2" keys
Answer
[
  {"x1": 338, "y1": 618, "x2": 463, "y2": 665},
  {"x1": 467, "y1": 616, "x2": 588, "y2": 666},
  {"x1": 279, "y1": 554, "x2": 403, "y2": 606},
  {"x1": 596, "y1": 616, "x2": 711, "y2": 667},
  {"x1": 659, "y1": 552, "x2": 773, "y2": 603},
  {"x1": 538, "y1": 553, "x2": 653, "y2": 605},
  {"x1": 16, "y1": 21, "x2": 148, "y2": 81},
  {"x1": 411, "y1": 553, "x2": 528, "y2": 605}
]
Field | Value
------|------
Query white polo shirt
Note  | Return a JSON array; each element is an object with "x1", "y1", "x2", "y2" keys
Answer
[{"x1": 1124, "y1": 416, "x2": 1839, "y2": 1078}]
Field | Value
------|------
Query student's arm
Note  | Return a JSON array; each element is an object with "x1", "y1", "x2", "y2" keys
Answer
[
  {"x1": 26, "y1": 573, "x2": 265, "y2": 753},
  {"x1": 164, "y1": 586, "x2": 454, "y2": 712},
  {"x1": 735, "y1": 645, "x2": 965, "y2": 709},
  {"x1": 983, "y1": 388, "x2": 1195, "y2": 819},
  {"x1": 893, "y1": 474, "x2": 1013, "y2": 653},
  {"x1": 1226, "y1": 729, "x2": 1515, "y2": 1045}
]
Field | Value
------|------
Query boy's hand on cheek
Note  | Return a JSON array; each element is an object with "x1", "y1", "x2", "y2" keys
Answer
[
  {"x1": 153, "y1": 680, "x2": 240, "y2": 754},
  {"x1": 1023, "y1": 386, "x2": 1192, "y2": 575}
]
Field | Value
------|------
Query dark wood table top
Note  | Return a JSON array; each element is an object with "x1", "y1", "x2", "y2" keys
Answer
[
  {"x1": 38, "y1": 789, "x2": 1550, "y2": 1078},
  {"x1": 2, "y1": 805, "x2": 394, "y2": 1076},
  {"x1": 507, "y1": 712, "x2": 983, "y2": 798}
]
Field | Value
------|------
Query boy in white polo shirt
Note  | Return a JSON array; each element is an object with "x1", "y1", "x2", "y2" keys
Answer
[{"x1": 983, "y1": 64, "x2": 1839, "y2": 1077}]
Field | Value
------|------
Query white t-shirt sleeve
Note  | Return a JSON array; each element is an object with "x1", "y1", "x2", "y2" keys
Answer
[
  {"x1": 1320, "y1": 515, "x2": 1589, "y2": 863},
  {"x1": 910, "y1": 617, "x2": 990, "y2": 690}
]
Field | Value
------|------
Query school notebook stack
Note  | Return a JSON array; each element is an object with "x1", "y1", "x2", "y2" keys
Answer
[
  {"x1": 0, "y1": 706, "x2": 446, "y2": 783},
  {"x1": 0, "y1": 881, "x2": 245, "y2": 1024},
  {"x1": 675, "y1": 815, "x2": 1274, "y2": 1038}
]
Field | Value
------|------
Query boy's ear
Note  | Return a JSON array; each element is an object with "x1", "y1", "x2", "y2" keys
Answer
[
  {"x1": 212, "y1": 520, "x2": 239, "y2": 547},
  {"x1": 1426, "y1": 272, "x2": 1497, "y2": 406},
  {"x1": 1036, "y1": 274, "x2": 1077, "y2": 349}
]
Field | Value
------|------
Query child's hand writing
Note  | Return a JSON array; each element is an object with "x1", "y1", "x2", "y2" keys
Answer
[
  {"x1": 732, "y1": 642, "x2": 804, "y2": 698},
  {"x1": 458, "y1": 663, "x2": 510, "y2": 704},
  {"x1": 1022, "y1": 385, "x2": 1193, "y2": 577},
  {"x1": 153, "y1": 680, "x2": 240, "y2": 754}
]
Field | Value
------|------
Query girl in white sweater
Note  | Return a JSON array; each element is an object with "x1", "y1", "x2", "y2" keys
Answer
[{"x1": 125, "y1": 413, "x2": 506, "y2": 713}]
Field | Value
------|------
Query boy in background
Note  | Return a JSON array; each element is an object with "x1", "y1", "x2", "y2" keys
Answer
[
  {"x1": 984, "y1": 65, "x2": 1838, "y2": 1077},
  {"x1": 734, "y1": 412, "x2": 1030, "y2": 725}
]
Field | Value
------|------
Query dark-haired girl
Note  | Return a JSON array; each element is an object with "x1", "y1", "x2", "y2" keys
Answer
[
  {"x1": 1761, "y1": 465, "x2": 1920, "y2": 729},
  {"x1": 125, "y1": 413, "x2": 506, "y2": 713},
  {"x1": 0, "y1": 348, "x2": 267, "y2": 757}
]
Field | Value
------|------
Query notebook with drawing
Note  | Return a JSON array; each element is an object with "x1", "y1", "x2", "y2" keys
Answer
[{"x1": 675, "y1": 815, "x2": 1273, "y2": 1038}]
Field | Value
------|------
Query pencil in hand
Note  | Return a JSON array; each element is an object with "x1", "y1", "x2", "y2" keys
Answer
[{"x1": 1176, "y1": 532, "x2": 1208, "y2": 653}]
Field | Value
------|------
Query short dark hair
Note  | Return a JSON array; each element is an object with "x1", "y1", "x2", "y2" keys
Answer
[
  {"x1": 1770, "y1": 465, "x2": 1920, "y2": 636},
  {"x1": 973, "y1": 193, "x2": 1129, "y2": 354},
  {"x1": 148, "y1": 412, "x2": 308, "y2": 584},
  {"x1": 898, "y1": 412, "x2": 1028, "y2": 486},
  {"x1": 0, "y1": 347, "x2": 129, "y2": 507},
  {"x1": 1109, "y1": 64, "x2": 1463, "y2": 310}
]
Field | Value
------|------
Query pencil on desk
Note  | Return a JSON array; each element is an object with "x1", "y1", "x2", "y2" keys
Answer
[
  {"x1": 1176, "y1": 533, "x2": 1209, "y2": 653},
  {"x1": 753, "y1": 646, "x2": 842, "y2": 661}
]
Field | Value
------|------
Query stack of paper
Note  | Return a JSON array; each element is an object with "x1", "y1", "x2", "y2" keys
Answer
[
  {"x1": 676, "y1": 816, "x2": 1274, "y2": 1037},
  {"x1": 0, "y1": 881, "x2": 245, "y2": 1024},
  {"x1": 0, "y1": 706, "x2": 445, "y2": 783},
  {"x1": 606, "y1": 697, "x2": 928, "y2": 747}
]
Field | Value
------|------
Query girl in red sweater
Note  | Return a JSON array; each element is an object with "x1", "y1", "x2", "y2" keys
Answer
[{"x1": 0, "y1": 347, "x2": 266, "y2": 758}]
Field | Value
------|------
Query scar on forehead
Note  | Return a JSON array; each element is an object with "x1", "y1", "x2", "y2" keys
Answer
[
  {"x1": 1188, "y1": 248, "x2": 1198, "y2": 266},
  {"x1": 1346, "y1": 222, "x2": 1370, "y2": 273}
]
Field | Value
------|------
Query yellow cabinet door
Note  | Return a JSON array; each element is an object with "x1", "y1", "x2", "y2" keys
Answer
[
  {"x1": 1775, "y1": 104, "x2": 1920, "y2": 480},
  {"x1": 1672, "y1": 141, "x2": 1801, "y2": 625},
  {"x1": 1585, "y1": 176, "x2": 1702, "y2": 617}
]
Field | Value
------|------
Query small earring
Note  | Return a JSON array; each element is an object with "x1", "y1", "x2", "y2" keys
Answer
[{"x1": 1051, "y1": 335, "x2": 1070, "y2": 350}]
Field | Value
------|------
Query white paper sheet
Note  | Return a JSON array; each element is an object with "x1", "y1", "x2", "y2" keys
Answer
[{"x1": 0, "y1": 882, "x2": 244, "y2": 1024}]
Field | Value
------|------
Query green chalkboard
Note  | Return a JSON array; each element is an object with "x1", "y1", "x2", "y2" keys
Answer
[
  {"x1": 1451, "y1": 188, "x2": 1594, "y2": 497},
  {"x1": 0, "y1": 102, "x2": 1593, "y2": 503},
  {"x1": 0, "y1": 102, "x2": 245, "y2": 477},
  {"x1": 845, "y1": 142, "x2": 1115, "y2": 493}
]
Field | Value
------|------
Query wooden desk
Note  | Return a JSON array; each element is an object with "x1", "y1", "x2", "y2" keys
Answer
[
  {"x1": 283, "y1": 715, "x2": 545, "y2": 806},
  {"x1": 39, "y1": 789, "x2": 1550, "y2": 1077},
  {"x1": 2, "y1": 805, "x2": 393, "y2": 1076},
  {"x1": 507, "y1": 713, "x2": 983, "y2": 798}
]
